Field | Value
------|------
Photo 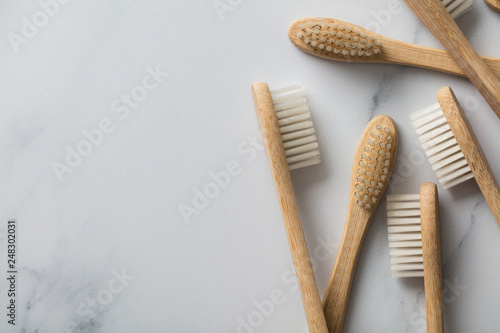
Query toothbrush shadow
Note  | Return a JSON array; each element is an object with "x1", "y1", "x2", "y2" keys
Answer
[
  {"x1": 455, "y1": 7, "x2": 480, "y2": 37},
  {"x1": 446, "y1": 179, "x2": 482, "y2": 202},
  {"x1": 291, "y1": 161, "x2": 331, "y2": 238}
]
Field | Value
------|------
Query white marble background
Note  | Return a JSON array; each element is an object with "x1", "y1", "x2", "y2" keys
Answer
[{"x1": 0, "y1": 0, "x2": 499, "y2": 332}]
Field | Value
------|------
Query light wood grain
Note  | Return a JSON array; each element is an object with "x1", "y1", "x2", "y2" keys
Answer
[
  {"x1": 437, "y1": 87, "x2": 500, "y2": 227},
  {"x1": 484, "y1": 0, "x2": 500, "y2": 12},
  {"x1": 251, "y1": 82, "x2": 328, "y2": 333},
  {"x1": 420, "y1": 182, "x2": 444, "y2": 333},
  {"x1": 287, "y1": 18, "x2": 500, "y2": 80},
  {"x1": 404, "y1": 0, "x2": 500, "y2": 120},
  {"x1": 322, "y1": 115, "x2": 398, "y2": 333}
]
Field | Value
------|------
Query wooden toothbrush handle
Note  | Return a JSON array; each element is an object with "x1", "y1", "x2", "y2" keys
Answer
[
  {"x1": 484, "y1": 0, "x2": 500, "y2": 12},
  {"x1": 437, "y1": 87, "x2": 500, "y2": 227},
  {"x1": 420, "y1": 183, "x2": 444, "y2": 333},
  {"x1": 404, "y1": 0, "x2": 500, "y2": 120},
  {"x1": 252, "y1": 82, "x2": 328, "y2": 333},
  {"x1": 386, "y1": 41, "x2": 500, "y2": 80},
  {"x1": 482, "y1": 57, "x2": 500, "y2": 81},
  {"x1": 322, "y1": 204, "x2": 370, "y2": 333}
]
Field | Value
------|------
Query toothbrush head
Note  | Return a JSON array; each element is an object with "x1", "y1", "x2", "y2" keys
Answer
[
  {"x1": 411, "y1": 87, "x2": 500, "y2": 227},
  {"x1": 288, "y1": 18, "x2": 383, "y2": 61},
  {"x1": 386, "y1": 183, "x2": 441, "y2": 279},
  {"x1": 387, "y1": 193, "x2": 425, "y2": 277},
  {"x1": 352, "y1": 115, "x2": 398, "y2": 211},
  {"x1": 410, "y1": 92, "x2": 474, "y2": 189},
  {"x1": 387, "y1": 183, "x2": 444, "y2": 333},
  {"x1": 252, "y1": 82, "x2": 320, "y2": 171}
]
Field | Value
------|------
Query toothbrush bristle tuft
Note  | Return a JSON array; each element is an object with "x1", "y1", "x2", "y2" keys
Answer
[
  {"x1": 410, "y1": 103, "x2": 474, "y2": 189},
  {"x1": 292, "y1": 19, "x2": 382, "y2": 58},
  {"x1": 271, "y1": 85, "x2": 321, "y2": 170},
  {"x1": 355, "y1": 122, "x2": 396, "y2": 210},
  {"x1": 441, "y1": 0, "x2": 473, "y2": 19},
  {"x1": 386, "y1": 194, "x2": 424, "y2": 278}
]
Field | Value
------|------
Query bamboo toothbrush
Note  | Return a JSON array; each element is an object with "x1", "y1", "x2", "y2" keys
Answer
[
  {"x1": 322, "y1": 115, "x2": 398, "y2": 333},
  {"x1": 287, "y1": 18, "x2": 500, "y2": 79},
  {"x1": 404, "y1": 0, "x2": 500, "y2": 120},
  {"x1": 387, "y1": 183, "x2": 443, "y2": 333},
  {"x1": 251, "y1": 82, "x2": 327, "y2": 332},
  {"x1": 484, "y1": 0, "x2": 500, "y2": 12},
  {"x1": 410, "y1": 86, "x2": 500, "y2": 227}
]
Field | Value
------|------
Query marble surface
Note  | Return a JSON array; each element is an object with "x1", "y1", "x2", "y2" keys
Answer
[{"x1": 1, "y1": 1, "x2": 499, "y2": 332}]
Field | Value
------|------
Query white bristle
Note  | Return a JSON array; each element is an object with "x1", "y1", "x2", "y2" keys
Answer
[
  {"x1": 441, "y1": 0, "x2": 473, "y2": 19},
  {"x1": 279, "y1": 120, "x2": 314, "y2": 133},
  {"x1": 283, "y1": 134, "x2": 317, "y2": 149},
  {"x1": 386, "y1": 194, "x2": 424, "y2": 278},
  {"x1": 388, "y1": 225, "x2": 422, "y2": 233},
  {"x1": 386, "y1": 200, "x2": 420, "y2": 210},
  {"x1": 390, "y1": 255, "x2": 423, "y2": 264},
  {"x1": 410, "y1": 103, "x2": 474, "y2": 189},
  {"x1": 387, "y1": 194, "x2": 420, "y2": 201},
  {"x1": 387, "y1": 217, "x2": 421, "y2": 225},
  {"x1": 391, "y1": 270, "x2": 425, "y2": 278},
  {"x1": 270, "y1": 85, "x2": 320, "y2": 170},
  {"x1": 277, "y1": 112, "x2": 311, "y2": 127},
  {"x1": 285, "y1": 142, "x2": 319, "y2": 157},
  {"x1": 387, "y1": 209, "x2": 421, "y2": 217},
  {"x1": 390, "y1": 248, "x2": 423, "y2": 257},
  {"x1": 281, "y1": 128, "x2": 315, "y2": 142}
]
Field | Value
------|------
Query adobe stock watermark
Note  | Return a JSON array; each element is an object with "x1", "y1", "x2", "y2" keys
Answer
[
  {"x1": 364, "y1": 0, "x2": 403, "y2": 33},
  {"x1": 461, "y1": 89, "x2": 484, "y2": 117},
  {"x1": 212, "y1": 0, "x2": 246, "y2": 21},
  {"x1": 7, "y1": 0, "x2": 71, "y2": 53},
  {"x1": 235, "y1": 235, "x2": 338, "y2": 333},
  {"x1": 179, "y1": 134, "x2": 264, "y2": 224},
  {"x1": 64, "y1": 268, "x2": 135, "y2": 333},
  {"x1": 409, "y1": 277, "x2": 467, "y2": 332},
  {"x1": 51, "y1": 64, "x2": 169, "y2": 182}
]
